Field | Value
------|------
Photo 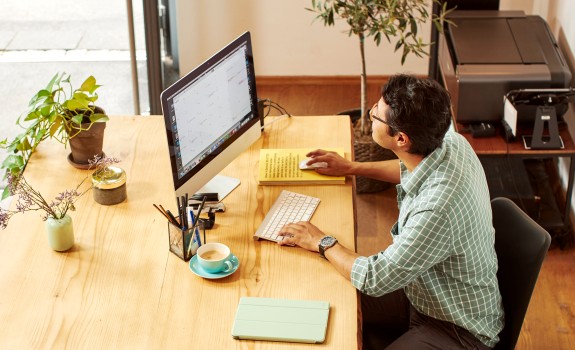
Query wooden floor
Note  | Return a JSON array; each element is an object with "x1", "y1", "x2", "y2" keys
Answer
[{"x1": 257, "y1": 77, "x2": 575, "y2": 350}]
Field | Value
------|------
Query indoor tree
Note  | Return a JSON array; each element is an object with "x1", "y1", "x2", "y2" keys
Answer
[{"x1": 308, "y1": 0, "x2": 452, "y2": 135}]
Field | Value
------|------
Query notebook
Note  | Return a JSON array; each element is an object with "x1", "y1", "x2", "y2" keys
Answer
[{"x1": 231, "y1": 297, "x2": 330, "y2": 343}]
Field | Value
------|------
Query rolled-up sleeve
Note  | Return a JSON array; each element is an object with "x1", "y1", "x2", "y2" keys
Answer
[{"x1": 350, "y1": 209, "x2": 452, "y2": 296}]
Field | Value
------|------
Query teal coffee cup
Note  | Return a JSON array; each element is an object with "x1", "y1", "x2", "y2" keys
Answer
[{"x1": 197, "y1": 242, "x2": 235, "y2": 273}]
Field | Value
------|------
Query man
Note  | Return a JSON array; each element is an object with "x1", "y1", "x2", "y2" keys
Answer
[{"x1": 278, "y1": 74, "x2": 504, "y2": 349}]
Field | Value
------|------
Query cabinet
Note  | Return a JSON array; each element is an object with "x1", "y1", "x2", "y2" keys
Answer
[{"x1": 458, "y1": 124, "x2": 575, "y2": 247}]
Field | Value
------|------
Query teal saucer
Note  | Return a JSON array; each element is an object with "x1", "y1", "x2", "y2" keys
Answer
[{"x1": 189, "y1": 254, "x2": 239, "y2": 279}]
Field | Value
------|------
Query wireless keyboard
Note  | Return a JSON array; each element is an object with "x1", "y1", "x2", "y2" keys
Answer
[{"x1": 254, "y1": 190, "x2": 320, "y2": 243}]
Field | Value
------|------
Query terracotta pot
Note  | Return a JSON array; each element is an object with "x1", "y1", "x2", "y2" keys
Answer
[{"x1": 68, "y1": 106, "x2": 107, "y2": 168}]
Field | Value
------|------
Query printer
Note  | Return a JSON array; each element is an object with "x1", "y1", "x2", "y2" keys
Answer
[{"x1": 438, "y1": 11, "x2": 572, "y2": 124}]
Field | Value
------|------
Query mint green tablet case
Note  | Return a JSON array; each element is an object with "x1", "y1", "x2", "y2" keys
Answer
[{"x1": 232, "y1": 297, "x2": 330, "y2": 343}]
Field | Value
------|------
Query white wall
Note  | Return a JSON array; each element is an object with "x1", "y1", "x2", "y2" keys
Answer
[
  {"x1": 175, "y1": 0, "x2": 432, "y2": 77},
  {"x1": 174, "y1": 1, "x2": 545, "y2": 77}
]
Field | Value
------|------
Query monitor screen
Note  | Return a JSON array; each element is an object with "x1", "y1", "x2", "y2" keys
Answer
[{"x1": 160, "y1": 32, "x2": 261, "y2": 201}]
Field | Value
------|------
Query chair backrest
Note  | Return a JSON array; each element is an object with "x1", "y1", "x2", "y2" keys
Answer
[{"x1": 491, "y1": 197, "x2": 551, "y2": 350}]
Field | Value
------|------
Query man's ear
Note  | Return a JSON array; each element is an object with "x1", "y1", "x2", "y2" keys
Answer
[{"x1": 396, "y1": 132, "x2": 410, "y2": 149}]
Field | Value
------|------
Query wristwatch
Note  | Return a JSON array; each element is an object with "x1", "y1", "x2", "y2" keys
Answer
[{"x1": 319, "y1": 235, "x2": 338, "y2": 259}]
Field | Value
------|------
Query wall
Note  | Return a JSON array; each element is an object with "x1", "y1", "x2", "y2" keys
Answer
[
  {"x1": 175, "y1": 0, "x2": 432, "y2": 77},
  {"x1": 174, "y1": 1, "x2": 543, "y2": 77}
]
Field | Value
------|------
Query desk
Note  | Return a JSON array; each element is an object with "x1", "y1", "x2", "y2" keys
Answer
[
  {"x1": 458, "y1": 124, "x2": 575, "y2": 245},
  {"x1": 0, "y1": 115, "x2": 358, "y2": 349}
]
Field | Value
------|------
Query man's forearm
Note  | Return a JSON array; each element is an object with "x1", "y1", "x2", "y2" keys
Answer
[
  {"x1": 324, "y1": 243, "x2": 359, "y2": 281},
  {"x1": 350, "y1": 159, "x2": 401, "y2": 184}
]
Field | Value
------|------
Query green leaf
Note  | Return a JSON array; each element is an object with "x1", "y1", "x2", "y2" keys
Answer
[
  {"x1": 410, "y1": 16, "x2": 417, "y2": 36},
  {"x1": 24, "y1": 111, "x2": 39, "y2": 122},
  {"x1": 49, "y1": 118, "x2": 62, "y2": 137},
  {"x1": 16, "y1": 137, "x2": 32, "y2": 152},
  {"x1": 2, "y1": 154, "x2": 24, "y2": 169},
  {"x1": 71, "y1": 114, "x2": 84, "y2": 125},
  {"x1": 89, "y1": 113, "x2": 109, "y2": 123},
  {"x1": 45, "y1": 72, "x2": 61, "y2": 93},
  {"x1": 80, "y1": 76, "x2": 97, "y2": 93},
  {"x1": 34, "y1": 129, "x2": 46, "y2": 144},
  {"x1": 40, "y1": 104, "x2": 53, "y2": 117},
  {"x1": 67, "y1": 99, "x2": 89, "y2": 111},
  {"x1": 394, "y1": 38, "x2": 403, "y2": 52},
  {"x1": 2, "y1": 186, "x2": 11, "y2": 200}
]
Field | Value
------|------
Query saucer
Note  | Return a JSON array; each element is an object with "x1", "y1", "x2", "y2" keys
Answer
[
  {"x1": 67, "y1": 152, "x2": 106, "y2": 170},
  {"x1": 189, "y1": 254, "x2": 239, "y2": 279}
]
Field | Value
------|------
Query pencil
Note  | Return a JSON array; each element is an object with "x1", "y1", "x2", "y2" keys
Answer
[{"x1": 153, "y1": 204, "x2": 171, "y2": 221}]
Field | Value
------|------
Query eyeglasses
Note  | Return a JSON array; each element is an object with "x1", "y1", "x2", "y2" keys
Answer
[{"x1": 369, "y1": 103, "x2": 389, "y2": 125}]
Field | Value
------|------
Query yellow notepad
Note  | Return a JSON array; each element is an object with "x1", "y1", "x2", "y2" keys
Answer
[{"x1": 258, "y1": 148, "x2": 345, "y2": 185}]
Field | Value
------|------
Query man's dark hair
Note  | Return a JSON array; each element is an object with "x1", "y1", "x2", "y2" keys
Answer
[{"x1": 382, "y1": 74, "x2": 452, "y2": 156}]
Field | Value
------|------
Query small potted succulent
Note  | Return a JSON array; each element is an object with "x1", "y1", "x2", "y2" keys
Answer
[{"x1": 0, "y1": 72, "x2": 109, "y2": 198}]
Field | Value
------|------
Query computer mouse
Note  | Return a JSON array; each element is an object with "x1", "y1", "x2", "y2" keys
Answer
[{"x1": 299, "y1": 158, "x2": 328, "y2": 170}]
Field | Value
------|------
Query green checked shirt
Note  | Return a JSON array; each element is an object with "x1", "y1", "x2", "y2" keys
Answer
[{"x1": 351, "y1": 131, "x2": 504, "y2": 348}]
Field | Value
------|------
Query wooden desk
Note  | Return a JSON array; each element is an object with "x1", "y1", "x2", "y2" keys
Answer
[
  {"x1": 0, "y1": 115, "x2": 358, "y2": 349},
  {"x1": 458, "y1": 124, "x2": 575, "y2": 245}
]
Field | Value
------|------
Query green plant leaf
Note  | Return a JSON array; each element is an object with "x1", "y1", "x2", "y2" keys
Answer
[
  {"x1": 80, "y1": 76, "x2": 97, "y2": 93},
  {"x1": 40, "y1": 104, "x2": 53, "y2": 117},
  {"x1": 45, "y1": 73, "x2": 61, "y2": 94},
  {"x1": 89, "y1": 113, "x2": 109, "y2": 123},
  {"x1": 28, "y1": 89, "x2": 51, "y2": 107},
  {"x1": 49, "y1": 118, "x2": 62, "y2": 137},
  {"x1": 67, "y1": 99, "x2": 90, "y2": 111},
  {"x1": 1, "y1": 185, "x2": 14, "y2": 200},
  {"x1": 34, "y1": 129, "x2": 46, "y2": 144},
  {"x1": 71, "y1": 114, "x2": 84, "y2": 125},
  {"x1": 2, "y1": 154, "x2": 24, "y2": 169},
  {"x1": 16, "y1": 137, "x2": 32, "y2": 152}
]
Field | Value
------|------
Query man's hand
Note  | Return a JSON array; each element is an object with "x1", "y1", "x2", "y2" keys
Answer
[
  {"x1": 277, "y1": 221, "x2": 325, "y2": 251},
  {"x1": 305, "y1": 149, "x2": 354, "y2": 176}
]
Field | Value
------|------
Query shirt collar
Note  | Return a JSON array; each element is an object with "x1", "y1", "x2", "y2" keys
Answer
[{"x1": 399, "y1": 140, "x2": 447, "y2": 195}]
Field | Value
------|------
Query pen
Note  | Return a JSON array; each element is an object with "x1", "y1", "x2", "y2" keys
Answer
[
  {"x1": 186, "y1": 208, "x2": 203, "y2": 257},
  {"x1": 153, "y1": 204, "x2": 172, "y2": 222},
  {"x1": 186, "y1": 196, "x2": 207, "y2": 256},
  {"x1": 181, "y1": 195, "x2": 188, "y2": 229},
  {"x1": 156, "y1": 204, "x2": 180, "y2": 226},
  {"x1": 165, "y1": 209, "x2": 179, "y2": 227}
]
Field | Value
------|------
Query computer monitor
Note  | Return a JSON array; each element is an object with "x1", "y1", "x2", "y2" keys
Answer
[{"x1": 160, "y1": 31, "x2": 261, "y2": 201}]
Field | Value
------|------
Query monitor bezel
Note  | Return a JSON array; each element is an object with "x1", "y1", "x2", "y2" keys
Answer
[{"x1": 160, "y1": 31, "x2": 260, "y2": 197}]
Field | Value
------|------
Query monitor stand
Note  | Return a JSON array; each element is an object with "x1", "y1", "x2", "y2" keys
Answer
[
  {"x1": 196, "y1": 175, "x2": 241, "y2": 201},
  {"x1": 527, "y1": 106, "x2": 563, "y2": 150}
]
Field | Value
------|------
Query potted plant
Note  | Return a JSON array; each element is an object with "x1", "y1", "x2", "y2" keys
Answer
[
  {"x1": 308, "y1": 0, "x2": 452, "y2": 192},
  {"x1": 0, "y1": 72, "x2": 109, "y2": 197}
]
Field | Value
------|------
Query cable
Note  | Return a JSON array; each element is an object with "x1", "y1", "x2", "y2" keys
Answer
[{"x1": 258, "y1": 98, "x2": 292, "y2": 130}]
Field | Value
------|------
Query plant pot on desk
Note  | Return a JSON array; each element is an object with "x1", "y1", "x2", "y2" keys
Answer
[{"x1": 67, "y1": 107, "x2": 107, "y2": 169}]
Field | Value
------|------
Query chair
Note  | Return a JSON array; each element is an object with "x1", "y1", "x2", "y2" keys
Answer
[{"x1": 491, "y1": 197, "x2": 552, "y2": 350}]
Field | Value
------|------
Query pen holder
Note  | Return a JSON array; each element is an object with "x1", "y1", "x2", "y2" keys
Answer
[{"x1": 167, "y1": 220, "x2": 204, "y2": 262}]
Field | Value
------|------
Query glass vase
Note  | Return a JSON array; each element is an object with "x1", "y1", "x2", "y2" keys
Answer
[{"x1": 45, "y1": 214, "x2": 74, "y2": 252}]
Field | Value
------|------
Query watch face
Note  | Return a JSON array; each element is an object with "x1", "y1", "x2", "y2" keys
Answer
[{"x1": 321, "y1": 236, "x2": 337, "y2": 247}]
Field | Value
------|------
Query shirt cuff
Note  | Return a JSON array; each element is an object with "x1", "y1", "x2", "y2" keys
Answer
[{"x1": 350, "y1": 256, "x2": 369, "y2": 291}]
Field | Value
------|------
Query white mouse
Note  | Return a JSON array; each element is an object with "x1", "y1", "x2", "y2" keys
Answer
[{"x1": 299, "y1": 158, "x2": 328, "y2": 170}]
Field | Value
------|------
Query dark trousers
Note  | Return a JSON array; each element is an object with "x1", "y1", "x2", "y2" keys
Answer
[{"x1": 361, "y1": 290, "x2": 491, "y2": 350}]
